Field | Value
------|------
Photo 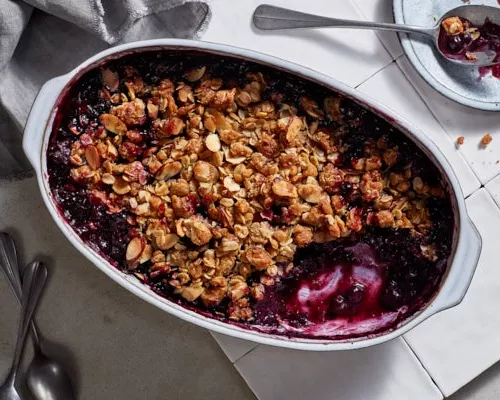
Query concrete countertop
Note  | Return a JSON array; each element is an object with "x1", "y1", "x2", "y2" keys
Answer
[{"x1": 0, "y1": 177, "x2": 255, "y2": 400}]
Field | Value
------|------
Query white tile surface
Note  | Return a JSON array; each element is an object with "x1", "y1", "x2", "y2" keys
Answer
[
  {"x1": 351, "y1": 0, "x2": 404, "y2": 59},
  {"x1": 397, "y1": 57, "x2": 500, "y2": 185},
  {"x1": 204, "y1": 0, "x2": 392, "y2": 87},
  {"x1": 357, "y1": 61, "x2": 480, "y2": 196},
  {"x1": 235, "y1": 339, "x2": 442, "y2": 400},
  {"x1": 485, "y1": 174, "x2": 500, "y2": 209},
  {"x1": 210, "y1": 332, "x2": 258, "y2": 363},
  {"x1": 404, "y1": 188, "x2": 500, "y2": 397}
]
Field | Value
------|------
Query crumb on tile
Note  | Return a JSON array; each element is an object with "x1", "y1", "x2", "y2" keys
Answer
[
  {"x1": 481, "y1": 133, "x2": 492, "y2": 148},
  {"x1": 456, "y1": 136, "x2": 465, "y2": 146}
]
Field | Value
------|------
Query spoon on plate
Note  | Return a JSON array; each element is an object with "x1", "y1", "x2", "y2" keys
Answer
[
  {"x1": 0, "y1": 261, "x2": 47, "y2": 400},
  {"x1": 0, "y1": 233, "x2": 76, "y2": 400},
  {"x1": 253, "y1": 4, "x2": 500, "y2": 67}
]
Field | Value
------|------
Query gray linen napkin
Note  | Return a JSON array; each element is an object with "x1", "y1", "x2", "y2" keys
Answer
[{"x1": 0, "y1": 0, "x2": 210, "y2": 179}]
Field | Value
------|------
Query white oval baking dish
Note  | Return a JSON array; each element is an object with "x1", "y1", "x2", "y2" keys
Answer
[{"x1": 23, "y1": 39, "x2": 481, "y2": 351}]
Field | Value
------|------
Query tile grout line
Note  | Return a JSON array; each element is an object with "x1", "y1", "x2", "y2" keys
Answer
[
  {"x1": 483, "y1": 183, "x2": 500, "y2": 210},
  {"x1": 402, "y1": 336, "x2": 446, "y2": 399},
  {"x1": 232, "y1": 344, "x2": 260, "y2": 365},
  {"x1": 354, "y1": 59, "x2": 397, "y2": 90},
  {"x1": 349, "y1": 0, "x2": 401, "y2": 61},
  {"x1": 346, "y1": 0, "x2": 396, "y2": 88}
]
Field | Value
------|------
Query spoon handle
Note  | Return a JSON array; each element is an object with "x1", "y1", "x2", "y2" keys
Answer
[
  {"x1": 253, "y1": 4, "x2": 435, "y2": 37},
  {"x1": 6, "y1": 261, "x2": 47, "y2": 385},
  {"x1": 0, "y1": 233, "x2": 41, "y2": 345}
]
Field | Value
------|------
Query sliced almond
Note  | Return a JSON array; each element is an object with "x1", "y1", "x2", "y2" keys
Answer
[
  {"x1": 205, "y1": 134, "x2": 221, "y2": 152},
  {"x1": 101, "y1": 68, "x2": 119, "y2": 91},
  {"x1": 272, "y1": 180, "x2": 298, "y2": 198},
  {"x1": 185, "y1": 66, "x2": 206, "y2": 82},
  {"x1": 214, "y1": 110, "x2": 232, "y2": 132},
  {"x1": 135, "y1": 202, "x2": 150, "y2": 216},
  {"x1": 101, "y1": 173, "x2": 115, "y2": 185},
  {"x1": 99, "y1": 114, "x2": 127, "y2": 135},
  {"x1": 106, "y1": 140, "x2": 119, "y2": 159},
  {"x1": 287, "y1": 116, "x2": 303, "y2": 137},
  {"x1": 193, "y1": 161, "x2": 219, "y2": 183},
  {"x1": 147, "y1": 101, "x2": 159, "y2": 119},
  {"x1": 203, "y1": 115, "x2": 216, "y2": 132},
  {"x1": 139, "y1": 244, "x2": 152, "y2": 264},
  {"x1": 85, "y1": 145, "x2": 101, "y2": 170},
  {"x1": 224, "y1": 149, "x2": 246, "y2": 165},
  {"x1": 126, "y1": 237, "x2": 144, "y2": 269},
  {"x1": 223, "y1": 176, "x2": 241, "y2": 192},
  {"x1": 181, "y1": 286, "x2": 205, "y2": 302},
  {"x1": 153, "y1": 231, "x2": 179, "y2": 250},
  {"x1": 219, "y1": 238, "x2": 240, "y2": 252},
  {"x1": 297, "y1": 184, "x2": 324, "y2": 203},
  {"x1": 112, "y1": 177, "x2": 131, "y2": 195},
  {"x1": 155, "y1": 161, "x2": 183, "y2": 180}
]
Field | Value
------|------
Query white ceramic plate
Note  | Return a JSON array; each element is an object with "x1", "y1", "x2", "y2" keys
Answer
[{"x1": 393, "y1": 0, "x2": 500, "y2": 111}]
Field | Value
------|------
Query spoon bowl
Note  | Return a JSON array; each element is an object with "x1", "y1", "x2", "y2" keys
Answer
[
  {"x1": 27, "y1": 351, "x2": 76, "y2": 400},
  {"x1": 253, "y1": 4, "x2": 500, "y2": 67},
  {"x1": 436, "y1": 5, "x2": 500, "y2": 67}
]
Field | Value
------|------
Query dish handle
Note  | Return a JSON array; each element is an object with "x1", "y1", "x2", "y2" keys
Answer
[
  {"x1": 23, "y1": 76, "x2": 68, "y2": 172},
  {"x1": 432, "y1": 218, "x2": 482, "y2": 313}
]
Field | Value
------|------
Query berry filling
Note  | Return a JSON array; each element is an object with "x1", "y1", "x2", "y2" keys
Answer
[{"x1": 46, "y1": 51, "x2": 454, "y2": 340}]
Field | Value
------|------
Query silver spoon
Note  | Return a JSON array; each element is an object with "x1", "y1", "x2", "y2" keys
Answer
[
  {"x1": 253, "y1": 4, "x2": 500, "y2": 67},
  {"x1": 0, "y1": 233, "x2": 76, "y2": 400},
  {"x1": 0, "y1": 261, "x2": 47, "y2": 400}
]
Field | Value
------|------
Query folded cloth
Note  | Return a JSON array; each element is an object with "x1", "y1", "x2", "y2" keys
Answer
[{"x1": 0, "y1": 0, "x2": 210, "y2": 179}]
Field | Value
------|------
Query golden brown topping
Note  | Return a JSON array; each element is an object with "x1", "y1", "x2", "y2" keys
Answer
[
  {"x1": 185, "y1": 66, "x2": 206, "y2": 82},
  {"x1": 126, "y1": 237, "x2": 146, "y2": 269},
  {"x1": 111, "y1": 98, "x2": 147, "y2": 126},
  {"x1": 183, "y1": 218, "x2": 213, "y2": 246},
  {"x1": 481, "y1": 133, "x2": 492, "y2": 148},
  {"x1": 205, "y1": 133, "x2": 221, "y2": 152},
  {"x1": 99, "y1": 114, "x2": 127, "y2": 135},
  {"x1": 180, "y1": 286, "x2": 205, "y2": 302},
  {"x1": 101, "y1": 68, "x2": 119, "y2": 91},
  {"x1": 297, "y1": 184, "x2": 324, "y2": 204},
  {"x1": 155, "y1": 161, "x2": 182, "y2": 180},
  {"x1": 442, "y1": 17, "x2": 464, "y2": 35},
  {"x1": 152, "y1": 117, "x2": 185, "y2": 138},
  {"x1": 112, "y1": 177, "x2": 131, "y2": 195},
  {"x1": 85, "y1": 145, "x2": 101, "y2": 170},
  {"x1": 245, "y1": 247, "x2": 273, "y2": 270},
  {"x1": 193, "y1": 160, "x2": 219, "y2": 183},
  {"x1": 272, "y1": 180, "x2": 298, "y2": 198},
  {"x1": 62, "y1": 62, "x2": 449, "y2": 322},
  {"x1": 170, "y1": 179, "x2": 190, "y2": 196},
  {"x1": 293, "y1": 225, "x2": 313, "y2": 247},
  {"x1": 320, "y1": 163, "x2": 343, "y2": 194}
]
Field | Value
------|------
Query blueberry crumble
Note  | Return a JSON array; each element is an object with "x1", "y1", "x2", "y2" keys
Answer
[
  {"x1": 47, "y1": 51, "x2": 454, "y2": 339},
  {"x1": 439, "y1": 16, "x2": 500, "y2": 65}
]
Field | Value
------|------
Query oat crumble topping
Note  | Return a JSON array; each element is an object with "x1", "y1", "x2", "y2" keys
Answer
[{"x1": 47, "y1": 53, "x2": 452, "y2": 329}]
